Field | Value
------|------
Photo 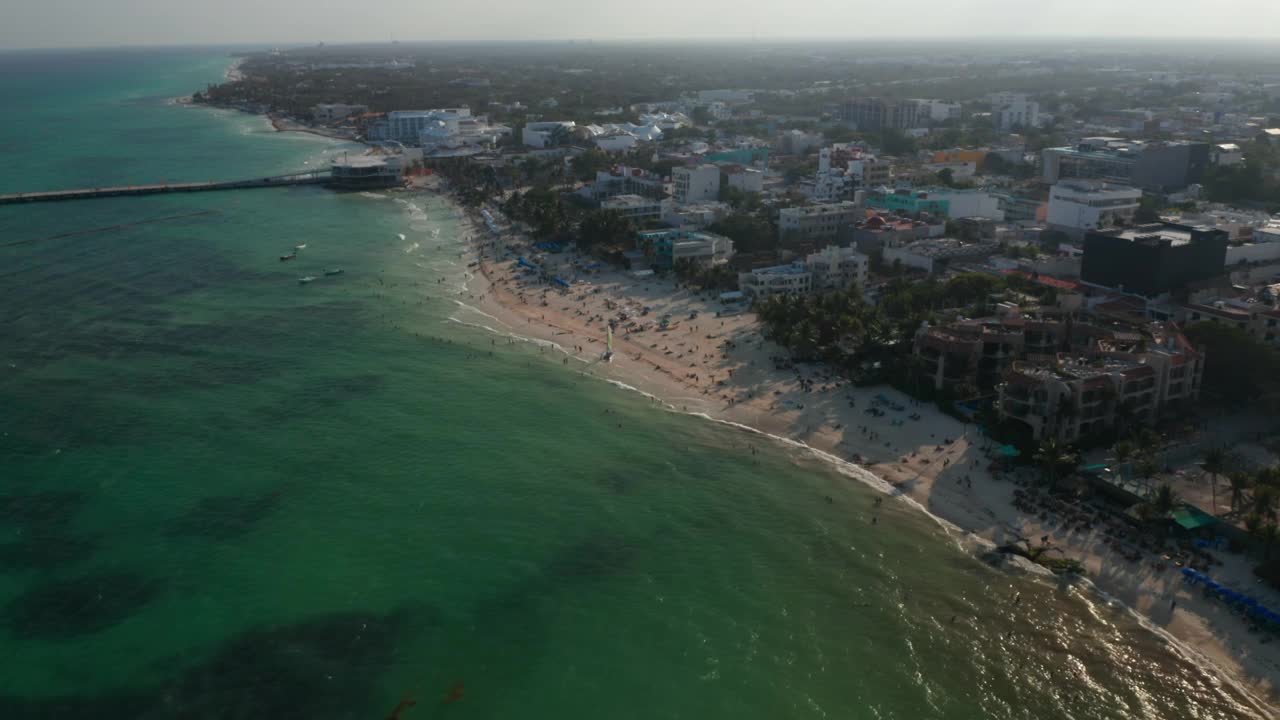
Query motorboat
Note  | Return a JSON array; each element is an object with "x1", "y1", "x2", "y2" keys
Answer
[
  {"x1": 280, "y1": 252, "x2": 297, "y2": 261},
  {"x1": 323, "y1": 268, "x2": 344, "y2": 276},
  {"x1": 298, "y1": 276, "x2": 317, "y2": 284}
]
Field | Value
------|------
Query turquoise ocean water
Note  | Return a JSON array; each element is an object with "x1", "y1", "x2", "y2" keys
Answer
[{"x1": 0, "y1": 48, "x2": 1272, "y2": 719}]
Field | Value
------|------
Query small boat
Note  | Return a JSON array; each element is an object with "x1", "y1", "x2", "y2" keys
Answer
[
  {"x1": 602, "y1": 324, "x2": 614, "y2": 362},
  {"x1": 280, "y1": 252, "x2": 297, "y2": 261},
  {"x1": 295, "y1": 243, "x2": 307, "y2": 250},
  {"x1": 298, "y1": 276, "x2": 317, "y2": 284},
  {"x1": 397, "y1": 233, "x2": 406, "y2": 241},
  {"x1": 323, "y1": 268, "x2": 344, "y2": 276}
]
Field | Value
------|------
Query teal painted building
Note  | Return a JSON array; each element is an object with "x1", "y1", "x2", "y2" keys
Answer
[
  {"x1": 705, "y1": 148, "x2": 770, "y2": 166},
  {"x1": 866, "y1": 189, "x2": 950, "y2": 216}
]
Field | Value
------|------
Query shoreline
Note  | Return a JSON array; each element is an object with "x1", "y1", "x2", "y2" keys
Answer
[
  {"x1": 440, "y1": 196, "x2": 1280, "y2": 711},
  {"x1": 180, "y1": 57, "x2": 359, "y2": 144}
]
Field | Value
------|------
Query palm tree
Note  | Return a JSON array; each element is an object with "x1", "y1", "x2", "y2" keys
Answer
[
  {"x1": 1135, "y1": 455, "x2": 1161, "y2": 496},
  {"x1": 1228, "y1": 471, "x2": 1253, "y2": 515},
  {"x1": 1252, "y1": 483, "x2": 1279, "y2": 526},
  {"x1": 1034, "y1": 438, "x2": 1078, "y2": 492},
  {"x1": 1136, "y1": 428, "x2": 1161, "y2": 456},
  {"x1": 1151, "y1": 483, "x2": 1179, "y2": 519},
  {"x1": 1113, "y1": 440, "x2": 1136, "y2": 466},
  {"x1": 1202, "y1": 447, "x2": 1227, "y2": 515}
]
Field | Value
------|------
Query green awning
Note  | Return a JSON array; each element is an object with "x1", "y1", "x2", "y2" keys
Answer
[{"x1": 1171, "y1": 506, "x2": 1218, "y2": 530}]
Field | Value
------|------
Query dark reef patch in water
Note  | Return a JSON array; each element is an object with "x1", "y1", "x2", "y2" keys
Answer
[
  {"x1": 594, "y1": 471, "x2": 636, "y2": 495},
  {"x1": 0, "y1": 491, "x2": 86, "y2": 528},
  {"x1": 2, "y1": 392, "x2": 152, "y2": 449},
  {"x1": 0, "y1": 609, "x2": 410, "y2": 720},
  {"x1": 545, "y1": 535, "x2": 637, "y2": 581},
  {"x1": 166, "y1": 491, "x2": 284, "y2": 541},
  {"x1": 0, "y1": 529, "x2": 98, "y2": 571},
  {"x1": 252, "y1": 373, "x2": 386, "y2": 423},
  {"x1": 4, "y1": 570, "x2": 161, "y2": 640}
]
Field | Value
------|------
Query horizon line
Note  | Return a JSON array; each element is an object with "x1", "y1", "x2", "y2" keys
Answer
[{"x1": 5, "y1": 35, "x2": 1280, "y2": 53}]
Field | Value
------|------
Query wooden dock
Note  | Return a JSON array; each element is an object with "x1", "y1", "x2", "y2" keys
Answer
[{"x1": 0, "y1": 171, "x2": 329, "y2": 206}]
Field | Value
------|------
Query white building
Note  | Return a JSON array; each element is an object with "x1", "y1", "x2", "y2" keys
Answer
[
  {"x1": 1221, "y1": 215, "x2": 1280, "y2": 264},
  {"x1": 725, "y1": 167, "x2": 763, "y2": 194},
  {"x1": 673, "y1": 165, "x2": 722, "y2": 203},
  {"x1": 882, "y1": 238, "x2": 1000, "y2": 274},
  {"x1": 737, "y1": 245, "x2": 868, "y2": 301},
  {"x1": 580, "y1": 165, "x2": 668, "y2": 201},
  {"x1": 779, "y1": 129, "x2": 822, "y2": 155},
  {"x1": 670, "y1": 233, "x2": 735, "y2": 266},
  {"x1": 914, "y1": 99, "x2": 962, "y2": 123},
  {"x1": 989, "y1": 92, "x2": 1040, "y2": 130},
  {"x1": 418, "y1": 114, "x2": 511, "y2": 152},
  {"x1": 738, "y1": 263, "x2": 812, "y2": 300},
  {"x1": 522, "y1": 121, "x2": 577, "y2": 148},
  {"x1": 313, "y1": 103, "x2": 368, "y2": 123},
  {"x1": 661, "y1": 201, "x2": 729, "y2": 229},
  {"x1": 638, "y1": 112, "x2": 691, "y2": 130},
  {"x1": 778, "y1": 201, "x2": 862, "y2": 244},
  {"x1": 368, "y1": 108, "x2": 473, "y2": 144},
  {"x1": 930, "y1": 188, "x2": 1005, "y2": 220},
  {"x1": 638, "y1": 229, "x2": 734, "y2": 268},
  {"x1": 805, "y1": 245, "x2": 868, "y2": 291},
  {"x1": 593, "y1": 132, "x2": 638, "y2": 153},
  {"x1": 1255, "y1": 217, "x2": 1280, "y2": 244},
  {"x1": 600, "y1": 194, "x2": 664, "y2": 223},
  {"x1": 1213, "y1": 143, "x2": 1244, "y2": 166},
  {"x1": 1046, "y1": 181, "x2": 1143, "y2": 238}
]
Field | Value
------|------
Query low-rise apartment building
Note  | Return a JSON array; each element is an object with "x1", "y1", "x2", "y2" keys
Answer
[
  {"x1": 737, "y1": 246, "x2": 868, "y2": 301},
  {"x1": 1046, "y1": 181, "x2": 1143, "y2": 239},
  {"x1": 993, "y1": 323, "x2": 1203, "y2": 442},
  {"x1": 636, "y1": 229, "x2": 734, "y2": 269},
  {"x1": 581, "y1": 165, "x2": 668, "y2": 200},
  {"x1": 848, "y1": 212, "x2": 943, "y2": 254},
  {"x1": 673, "y1": 165, "x2": 722, "y2": 204},
  {"x1": 866, "y1": 187, "x2": 1004, "y2": 220},
  {"x1": 777, "y1": 201, "x2": 863, "y2": 245},
  {"x1": 368, "y1": 108, "x2": 475, "y2": 144},
  {"x1": 882, "y1": 238, "x2": 1000, "y2": 274},
  {"x1": 600, "y1": 194, "x2": 664, "y2": 223},
  {"x1": 1041, "y1": 138, "x2": 1210, "y2": 192}
]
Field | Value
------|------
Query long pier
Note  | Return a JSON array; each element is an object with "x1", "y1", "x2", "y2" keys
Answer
[{"x1": 0, "y1": 171, "x2": 329, "y2": 206}]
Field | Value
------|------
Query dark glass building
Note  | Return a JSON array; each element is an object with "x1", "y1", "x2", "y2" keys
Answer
[{"x1": 1081, "y1": 222, "x2": 1227, "y2": 297}]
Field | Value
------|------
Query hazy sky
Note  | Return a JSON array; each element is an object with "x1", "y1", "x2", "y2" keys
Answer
[{"x1": 3, "y1": 0, "x2": 1280, "y2": 49}]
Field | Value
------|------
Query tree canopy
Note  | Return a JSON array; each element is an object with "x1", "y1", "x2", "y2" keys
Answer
[{"x1": 1183, "y1": 323, "x2": 1280, "y2": 410}]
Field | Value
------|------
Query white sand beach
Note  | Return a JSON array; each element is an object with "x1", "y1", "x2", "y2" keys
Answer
[{"x1": 445, "y1": 204, "x2": 1280, "y2": 706}]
